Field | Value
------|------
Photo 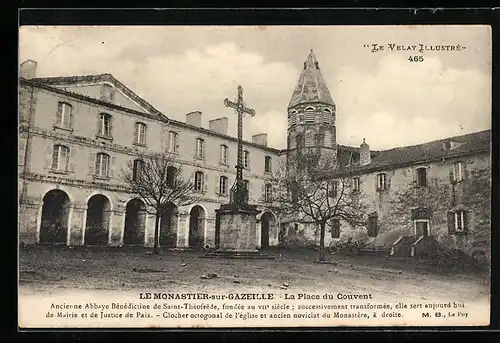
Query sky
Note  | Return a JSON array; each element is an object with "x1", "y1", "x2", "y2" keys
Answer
[{"x1": 19, "y1": 25, "x2": 492, "y2": 150}]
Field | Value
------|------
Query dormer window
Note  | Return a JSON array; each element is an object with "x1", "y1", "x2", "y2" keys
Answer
[
  {"x1": 304, "y1": 106, "x2": 315, "y2": 112},
  {"x1": 443, "y1": 140, "x2": 463, "y2": 150}
]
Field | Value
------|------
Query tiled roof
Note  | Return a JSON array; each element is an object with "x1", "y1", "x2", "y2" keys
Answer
[
  {"x1": 340, "y1": 129, "x2": 491, "y2": 175},
  {"x1": 32, "y1": 73, "x2": 164, "y2": 117},
  {"x1": 288, "y1": 50, "x2": 335, "y2": 108}
]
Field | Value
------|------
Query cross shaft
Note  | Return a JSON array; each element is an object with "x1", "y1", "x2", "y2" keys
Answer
[{"x1": 223, "y1": 85, "x2": 255, "y2": 206}]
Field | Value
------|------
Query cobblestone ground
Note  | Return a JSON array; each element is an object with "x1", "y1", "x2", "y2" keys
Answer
[{"x1": 18, "y1": 245, "x2": 490, "y2": 305}]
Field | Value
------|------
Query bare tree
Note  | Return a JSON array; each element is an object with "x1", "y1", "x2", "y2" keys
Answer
[
  {"x1": 265, "y1": 148, "x2": 367, "y2": 262},
  {"x1": 120, "y1": 152, "x2": 198, "y2": 254}
]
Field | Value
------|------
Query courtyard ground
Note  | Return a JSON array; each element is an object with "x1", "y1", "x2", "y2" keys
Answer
[{"x1": 18, "y1": 245, "x2": 490, "y2": 304}]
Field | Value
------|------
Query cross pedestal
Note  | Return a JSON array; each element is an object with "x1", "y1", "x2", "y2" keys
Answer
[{"x1": 214, "y1": 203, "x2": 260, "y2": 256}]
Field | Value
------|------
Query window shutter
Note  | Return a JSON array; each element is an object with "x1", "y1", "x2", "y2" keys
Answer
[
  {"x1": 69, "y1": 147, "x2": 76, "y2": 172},
  {"x1": 96, "y1": 113, "x2": 101, "y2": 135},
  {"x1": 463, "y1": 211, "x2": 469, "y2": 234},
  {"x1": 261, "y1": 184, "x2": 266, "y2": 201},
  {"x1": 163, "y1": 129, "x2": 169, "y2": 152},
  {"x1": 109, "y1": 156, "x2": 116, "y2": 178},
  {"x1": 133, "y1": 123, "x2": 138, "y2": 143},
  {"x1": 447, "y1": 211, "x2": 455, "y2": 235},
  {"x1": 143, "y1": 125, "x2": 147, "y2": 145},
  {"x1": 44, "y1": 144, "x2": 53, "y2": 169},
  {"x1": 203, "y1": 173, "x2": 208, "y2": 193},
  {"x1": 69, "y1": 109, "x2": 74, "y2": 129},
  {"x1": 463, "y1": 162, "x2": 469, "y2": 182},
  {"x1": 56, "y1": 103, "x2": 62, "y2": 125},
  {"x1": 191, "y1": 170, "x2": 195, "y2": 187},
  {"x1": 109, "y1": 115, "x2": 113, "y2": 137},
  {"x1": 215, "y1": 175, "x2": 220, "y2": 195},
  {"x1": 386, "y1": 175, "x2": 391, "y2": 190},
  {"x1": 449, "y1": 168, "x2": 455, "y2": 184},
  {"x1": 88, "y1": 152, "x2": 96, "y2": 175}
]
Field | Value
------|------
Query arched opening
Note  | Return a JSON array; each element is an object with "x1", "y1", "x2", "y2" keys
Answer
[
  {"x1": 160, "y1": 202, "x2": 178, "y2": 248},
  {"x1": 123, "y1": 198, "x2": 147, "y2": 245},
  {"x1": 261, "y1": 211, "x2": 276, "y2": 249},
  {"x1": 85, "y1": 194, "x2": 111, "y2": 245},
  {"x1": 188, "y1": 205, "x2": 205, "y2": 249},
  {"x1": 40, "y1": 189, "x2": 71, "y2": 244}
]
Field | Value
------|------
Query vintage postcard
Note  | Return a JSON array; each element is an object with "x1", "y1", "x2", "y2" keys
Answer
[{"x1": 18, "y1": 25, "x2": 492, "y2": 328}]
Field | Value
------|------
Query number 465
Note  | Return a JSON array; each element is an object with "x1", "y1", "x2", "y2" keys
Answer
[{"x1": 409, "y1": 56, "x2": 424, "y2": 62}]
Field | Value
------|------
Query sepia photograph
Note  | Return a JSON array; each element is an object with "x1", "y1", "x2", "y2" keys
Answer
[{"x1": 18, "y1": 24, "x2": 492, "y2": 328}]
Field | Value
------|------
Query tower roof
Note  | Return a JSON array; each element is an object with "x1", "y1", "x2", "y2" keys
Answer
[{"x1": 288, "y1": 50, "x2": 335, "y2": 109}]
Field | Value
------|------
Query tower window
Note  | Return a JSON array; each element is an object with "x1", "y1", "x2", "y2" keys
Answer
[
  {"x1": 305, "y1": 131, "x2": 315, "y2": 147},
  {"x1": 324, "y1": 130, "x2": 332, "y2": 147}
]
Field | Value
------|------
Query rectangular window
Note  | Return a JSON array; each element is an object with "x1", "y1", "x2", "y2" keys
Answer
[
  {"x1": 99, "y1": 113, "x2": 112, "y2": 137},
  {"x1": 168, "y1": 131, "x2": 178, "y2": 152},
  {"x1": 220, "y1": 145, "x2": 228, "y2": 164},
  {"x1": 352, "y1": 177, "x2": 360, "y2": 192},
  {"x1": 265, "y1": 156, "x2": 272, "y2": 173},
  {"x1": 194, "y1": 171, "x2": 204, "y2": 191},
  {"x1": 166, "y1": 166, "x2": 176, "y2": 187},
  {"x1": 133, "y1": 159, "x2": 144, "y2": 181},
  {"x1": 196, "y1": 138, "x2": 205, "y2": 159},
  {"x1": 51, "y1": 145, "x2": 69, "y2": 171},
  {"x1": 377, "y1": 173, "x2": 387, "y2": 191},
  {"x1": 135, "y1": 122, "x2": 147, "y2": 144},
  {"x1": 219, "y1": 176, "x2": 228, "y2": 195},
  {"x1": 243, "y1": 150, "x2": 250, "y2": 168},
  {"x1": 416, "y1": 167, "x2": 427, "y2": 187},
  {"x1": 331, "y1": 219, "x2": 340, "y2": 238},
  {"x1": 454, "y1": 210, "x2": 467, "y2": 233},
  {"x1": 453, "y1": 162, "x2": 464, "y2": 182},
  {"x1": 95, "y1": 153, "x2": 110, "y2": 177},
  {"x1": 367, "y1": 214, "x2": 378, "y2": 237},
  {"x1": 264, "y1": 183, "x2": 272, "y2": 202},
  {"x1": 332, "y1": 180, "x2": 339, "y2": 196},
  {"x1": 243, "y1": 180, "x2": 249, "y2": 191},
  {"x1": 57, "y1": 102, "x2": 72, "y2": 128}
]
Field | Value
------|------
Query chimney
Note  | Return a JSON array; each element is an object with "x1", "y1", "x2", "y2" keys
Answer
[
  {"x1": 360, "y1": 138, "x2": 371, "y2": 166},
  {"x1": 208, "y1": 117, "x2": 228, "y2": 135},
  {"x1": 20, "y1": 60, "x2": 37, "y2": 79},
  {"x1": 186, "y1": 111, "x2": 202, "y2": 127},
  {"x1": 252, "y1": 133, "x2": 268, "y2": 147}
]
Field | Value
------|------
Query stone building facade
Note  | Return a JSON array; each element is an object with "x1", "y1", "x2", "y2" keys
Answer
[{"x1": 18, "y1": 60, "x2": 280, "y2": 250}]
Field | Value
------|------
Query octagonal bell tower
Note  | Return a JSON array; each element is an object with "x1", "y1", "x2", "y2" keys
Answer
[{"x1": 287, "y1": 50, "x2": 337, "y2": 159}]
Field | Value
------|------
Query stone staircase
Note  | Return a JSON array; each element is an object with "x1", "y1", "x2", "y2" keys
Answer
[{"x1": 358, "y1": 235, "x2": 438, "y2": 258}]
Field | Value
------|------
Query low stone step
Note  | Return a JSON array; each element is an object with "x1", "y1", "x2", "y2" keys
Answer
[{"x1": 201, "y1": 251, "x2": 276, "y2": 260}]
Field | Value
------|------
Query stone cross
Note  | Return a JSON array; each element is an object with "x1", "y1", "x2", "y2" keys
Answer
[{"x1": 224, "y1": 85, "x2": 255, "y2": 207}]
